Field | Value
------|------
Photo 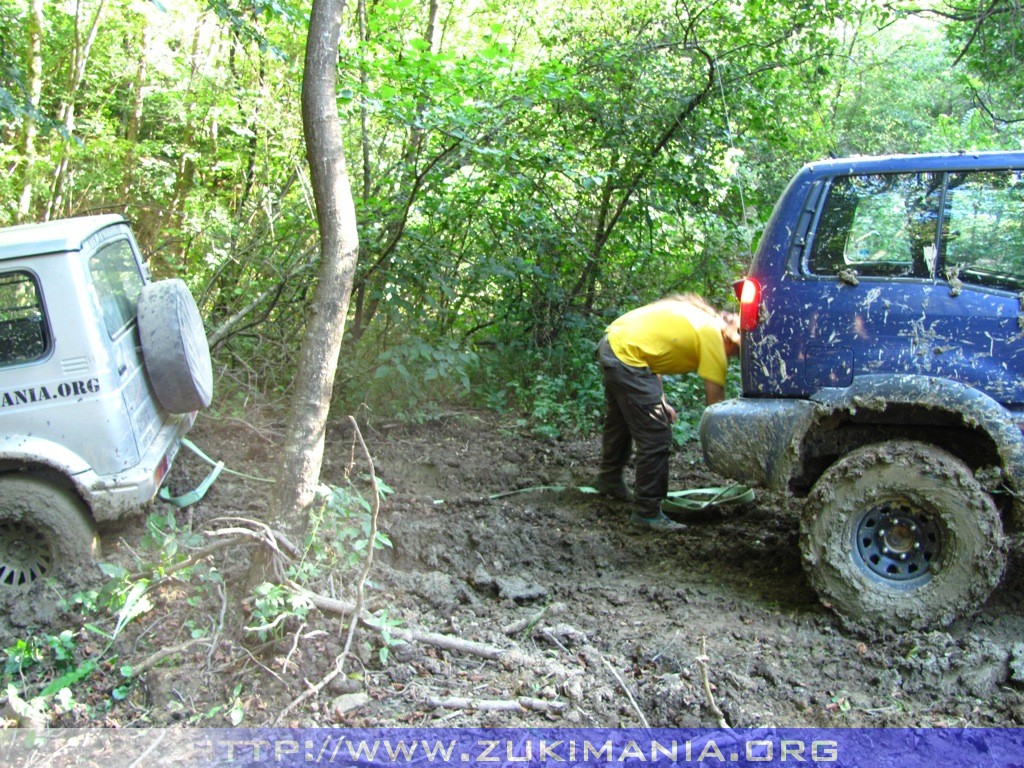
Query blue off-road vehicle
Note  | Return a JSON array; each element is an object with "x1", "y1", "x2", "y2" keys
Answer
[{"x1": 700, "y1": 151, "x2": 1024, "y2": 632}]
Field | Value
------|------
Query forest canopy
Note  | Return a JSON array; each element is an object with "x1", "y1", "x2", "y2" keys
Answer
[{"x1": 1, "y1": 0, "x2": 1021, "y2": 434}]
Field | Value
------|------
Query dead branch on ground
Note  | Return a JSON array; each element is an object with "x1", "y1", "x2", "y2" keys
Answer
[
  {"x1": 599, "y1": 654, "x2": 650, "y2": 728},
  {"x1": 696, "y1": 637, "x2": 731, "y2": 729},
  {"x1": 502, "y1": 602, "x2": 567, "y2": 637},
  {"x1": 425, "y1": 696, "x2": 566, "y2": 714}
]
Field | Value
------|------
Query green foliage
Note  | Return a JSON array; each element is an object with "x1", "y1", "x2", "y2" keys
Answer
[
  {"x1": 0, "y1": 0, "x2": 1018, "y2": 428},
  {"x1": 247, "y1": 582, "x2": 314, "y2": 641},
  {"x1": 141, "y1": 508, "x2": 204, "y2": 564},
  {"x1": 0, "y1": 500, "x2": 232, "y2": 723},
  {"x1": 300, "y1": 481, "x2": 393, "y2": 571},
  {"x1": 1, "y1": 568, "x2": 156, "y2": 722},
  {"x1": 363, "y1": 609, "x2": 405, "y2": 666},
  {"x1": 245, "y1": 480, "x2": 393, "y2": 644},
  {"x1": 347, "y1": 337, "x2": 478, "y2": 419},
  {"x1": 940, "y1": 0, "x2": 1024, "y2": 126},
  {"x1": 475, "y1": 327, "x2": 605, "y2": 439}
]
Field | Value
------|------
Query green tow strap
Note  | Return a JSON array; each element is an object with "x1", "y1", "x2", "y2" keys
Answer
[
  {"x1": 158, "y1": 437, "x2": 275, "y2": 509},
  {"x1": 663, "y1": 483, "x2": 755, "y2": 512},
  {"x1": 437, "y1": 482, "x2": 755, "y2": 509},
  {"x1": 160, "y1": 438, "x2": 754, "y2": 513}
]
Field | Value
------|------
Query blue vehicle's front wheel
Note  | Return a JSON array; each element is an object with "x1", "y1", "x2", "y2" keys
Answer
[{"x1": 800, "y1": 440, "x2": 1006, "y2": 633}]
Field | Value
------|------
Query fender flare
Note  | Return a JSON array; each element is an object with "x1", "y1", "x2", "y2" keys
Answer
[
  {"x1": 811, "y1": 374, "x2": 1024, "y2": 523},
  {"x1": 0, "y1": 434, "x2": 97, "y2": 509}
]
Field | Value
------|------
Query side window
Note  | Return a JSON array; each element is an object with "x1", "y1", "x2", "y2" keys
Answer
[
  {"x1": 90, "y1": 240, "x2": 145, "y2": 339},
  {"x1": 0, "y1": 271, "x2": 48, "y2": 366},
  {"x1": 808, "y1": 173, "x2": 942, "y2": 278},
  {"x1": 943, "y1": 170, "x2": 1024, "y2": 291}
]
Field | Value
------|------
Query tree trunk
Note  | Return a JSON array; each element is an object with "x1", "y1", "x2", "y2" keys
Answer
[
  {"x1": 271, "y1": 0, "x2": 359, "y2": 520},
  {"x1": 47, "y1": 0, "x2": 107, "y2": 221},
  {"x1": 16, "y1": 0, "x2": 44, "y2": 223},
  {"x1": 121, "y1": 20, "x2": 150, "y2": 205}
]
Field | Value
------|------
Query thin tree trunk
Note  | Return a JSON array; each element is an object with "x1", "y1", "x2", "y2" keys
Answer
[
  {"x1": 270, "y1": 0, "x2": 359, "y2": 520},
  {"x1": 350, "y1": 0, "x2": 440, "y2": 341},
  {"x1": 121, "y1": 22, "x2": 150, "y2": 204},
  {"x1": 48, "y1": 0, "x2": 107, "y2": 221},
  {"x1": 16, "y1": 0, "x2": 44, "y2": 223}
]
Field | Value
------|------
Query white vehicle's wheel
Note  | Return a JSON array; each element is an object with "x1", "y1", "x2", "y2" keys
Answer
[
  {"x1": 137, "y1": 278, "x2": 213, "y2": 414},
  {"x1": 0, "y1": 476, "x2": 99, "y2": 587}
]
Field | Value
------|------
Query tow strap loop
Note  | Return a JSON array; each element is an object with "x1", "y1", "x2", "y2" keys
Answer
[
  {"x1": 664, "y1": 483, "x2": 755, "y2": 512},
  {"x1": 158, "y1": 437, "x2": 275, "y2": 508}
]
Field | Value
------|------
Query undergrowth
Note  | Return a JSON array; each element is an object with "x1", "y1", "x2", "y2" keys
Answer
[{"x1": 0, "y1": 476, "x2": 391, "y2": 727}]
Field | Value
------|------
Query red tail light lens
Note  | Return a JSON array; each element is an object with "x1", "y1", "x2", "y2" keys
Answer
[{"x1": 734, "y1": 277, "x2": 761, "y2": 331}]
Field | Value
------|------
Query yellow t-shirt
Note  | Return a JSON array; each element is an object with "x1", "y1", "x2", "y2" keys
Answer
[{"x1": 605, "y1": 300, "x2": 728, "y2": 385}]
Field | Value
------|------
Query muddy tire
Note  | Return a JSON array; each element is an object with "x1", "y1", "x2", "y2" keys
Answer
[
  {"x1": 137, "y1": 278, "x2": 213, "y2": 414},
  {"x1": 800, "y1": 440, "x2": 1006, "y2": 633},
  {"x1": 0, "y1": 476, "x2": 99, "y2": 588}
]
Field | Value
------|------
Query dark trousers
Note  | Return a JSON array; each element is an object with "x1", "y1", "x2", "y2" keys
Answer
[{"x1": 596, "y1": 336, "x2": 673, "y2": 512}]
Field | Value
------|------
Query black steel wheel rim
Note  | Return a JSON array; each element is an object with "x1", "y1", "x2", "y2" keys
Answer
[
  {"x1": 0, "y1": 519, "x2": 52, "y2": 587},
  {"x1": 852, "y1": 500, "x2": 941, "y2": 585}
]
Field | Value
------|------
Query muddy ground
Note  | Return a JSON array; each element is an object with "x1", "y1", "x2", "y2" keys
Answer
[{"x1": 6, "y1": 408, "x2": 1024, "y2": 729}]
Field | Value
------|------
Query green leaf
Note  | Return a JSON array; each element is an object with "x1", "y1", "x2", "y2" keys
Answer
[
  {"x1": 114, "y1": 582, "x2": 154, "y2": 637},
  {"x1": 97, "y1": 562, "x2": 128, "y2": 579},
  {"x1": 40, "y1": 660, "x2": 97, "y2": 698}
]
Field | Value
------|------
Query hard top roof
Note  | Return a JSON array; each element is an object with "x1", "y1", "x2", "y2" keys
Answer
[
  {"x1": 802, "y1": 150, "x2": 1024, "y2": 177},
  {"x1": 0, "y1": 214, "x2": 129, "y2": 262}
]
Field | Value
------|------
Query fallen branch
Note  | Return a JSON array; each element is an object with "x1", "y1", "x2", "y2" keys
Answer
[
  {"x1": 293, "y1": 592, "x2": 508, "y2": 663},
  {"x1": 425, "y1": 696, "x2": 566, "y2": 714},
  {"x1": 388, "y1": 626, "x2": 507, "y2": 661},
  {"x1": 600, "y1": 655, "x2": 650, "y2": 728},
  {"x1": 289, "y1": 584, "x2": 508, "y2": 662},
  {"x1": 696, "y1": 637, "x2": 731, "y2": 729},
  {"x1": 126, "y1": 639, "x2": 205, "y2": 681},
  {"x1": 128, "y1": 536, "x2": 245, "y2": 581},
  {"x1": 288, "y1": 584, "x2": 355, "y2": 615},
  {"x1": 502, "y1": 602, "x2": 566, "y2": 636}
]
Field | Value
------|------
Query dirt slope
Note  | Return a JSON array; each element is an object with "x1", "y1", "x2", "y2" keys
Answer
[{"x1": 6, "y1": 409, "x2": 1024, "y2": 728}]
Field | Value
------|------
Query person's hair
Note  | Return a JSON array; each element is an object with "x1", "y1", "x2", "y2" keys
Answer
[{"x1": 661, "y1": 293, "x2": 741, "y2": 345}]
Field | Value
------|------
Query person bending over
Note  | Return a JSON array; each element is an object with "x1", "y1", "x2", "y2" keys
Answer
[{"x1": 594, "y1": 294, "x2": 740, "y2": 532}]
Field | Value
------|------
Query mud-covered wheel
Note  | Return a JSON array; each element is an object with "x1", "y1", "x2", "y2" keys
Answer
[
  {"x1": 137, "y1": 278, "x2": 213, "y2": 414},
  {"x1": 0, "y1": 476, "x2": 99, "y2": 587},
  {"x1": 800, "y1": 440, "x2": 1006, "y2": 632}
]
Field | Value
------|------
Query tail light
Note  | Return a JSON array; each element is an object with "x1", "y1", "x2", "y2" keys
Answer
[{"x1": 733, "y1": 277, "x2": 761, "y2": 331}]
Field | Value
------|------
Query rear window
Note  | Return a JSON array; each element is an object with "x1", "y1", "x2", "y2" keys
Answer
[
  {"x1": 89, "y1": 239, "x2": 145, "y2": 339},
  {"x1": 0, "y1": 271, "x2": 49, "y2": 366},
  {"x1": 806, "y1": 169, "x2": 1024, "y2": 291},
  {"x1": 944, "y1": 171, "x2": 1024, "y2": 291}
]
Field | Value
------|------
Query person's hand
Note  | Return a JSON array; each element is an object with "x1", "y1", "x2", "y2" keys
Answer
[{"x1": 662, "y1": 397, "x2": 677, "y2": 423}]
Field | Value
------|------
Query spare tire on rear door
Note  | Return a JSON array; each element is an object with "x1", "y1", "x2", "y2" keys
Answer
[{"x1": 137, "y1": 278, "x2": 213, "y2": 414}]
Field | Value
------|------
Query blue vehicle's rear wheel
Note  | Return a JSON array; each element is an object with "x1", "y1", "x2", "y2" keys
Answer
[
  {"x1": 800, "y1": 440, "x2": 1005, "y2": 632},
  {"x1": 853, "y1": 500, "x2": 942, "y2": 584}
]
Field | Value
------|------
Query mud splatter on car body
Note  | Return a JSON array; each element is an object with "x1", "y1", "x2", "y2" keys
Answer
[{"x1": 701, "y1": 151, "x2": 1024, "y2": 631}]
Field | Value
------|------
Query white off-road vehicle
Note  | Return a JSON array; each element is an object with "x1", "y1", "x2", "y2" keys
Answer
[{"x1": 0, "y1": 214, "x2": 212, "y2": 588}]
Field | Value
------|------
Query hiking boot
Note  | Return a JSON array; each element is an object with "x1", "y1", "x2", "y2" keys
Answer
[
  {"x1": 594, "y1": 479, "x2": 633, "y2": 501},
  {"x1": 629, "y1": 509, "x2": 687, "y2": 532}
]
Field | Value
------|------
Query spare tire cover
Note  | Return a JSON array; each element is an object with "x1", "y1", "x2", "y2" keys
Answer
[{"x1": 137, "y1": 279, "x2": 213, "y2": 414}]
